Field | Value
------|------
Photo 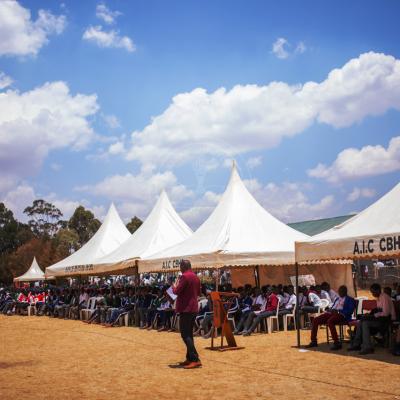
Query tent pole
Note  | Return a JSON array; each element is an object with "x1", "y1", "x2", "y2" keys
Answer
[
  {"x1": 353, "y1": 260, "x2": 358, "y2": 298},
  {"x1": 255, "y1": 265, "x2": 260, "y2": 288},
  {"x1": 295, "y1": 262, "x2": 300, "y2": 348}
]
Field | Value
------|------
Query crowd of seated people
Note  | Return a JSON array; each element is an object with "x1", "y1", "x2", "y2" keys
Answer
[{"x1": 1, "y1": 280, "x2": 399, "y2": 356}]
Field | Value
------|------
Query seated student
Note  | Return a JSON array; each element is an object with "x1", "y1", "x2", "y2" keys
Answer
[
  {"x1": 156, "y1": 292, "x2": 174, "y2": 331},
  {"x1": 194, "y1": 293, "x2": 213, "y2": 337},
  {"x1": 279, "y1": 286, "x2": 296, "y2": 317},
  {"x1": 104, "y1": 291, "x2": 134, "y2": 327},
  {"x1": 146, "y1": 288, "x2": 163, "y2": 329},
  {"x1": 2, "y1": 291, "x2": 16, "y2": 315},
  {"x1": 34, "y1": 291, "x2": 46, "y2": 315},
  {"x1": 348, "y1": 283, "x2": 396, "y2": 355},
  {"x1": 53, "y1": 290, "x2": 67, "y2": 318},
  {"x1": 15, "y1": 291, "x2": 30, "y2": 315},
  {"x1": 242, "y1": 287, "x2": 279, "y2": 336},
  {"x1": 320, "y1": 282, "x2": 338, "y2": 307},
  {"x1": 83, "y1": 291, "x2": 107, "y2": 324},
  {"x1": 302, "y1": 286, "x2": 323, "y2": 314},
  {"x1": 202, "y1": 294, "x2": 239, "y2": 339},
  {"x1": 306, "y1": 285, "x2": 355, "y2": 350},
  {"x1": 62, "y1": 290, "x2": 78, "y2": 319},
  {"x1": 234, "y1": 288, "x2": 263, "y2": 335},
  {"x1": 139, "y1": 287, "x2": 154, "y2": 329},
  {"x1": 69, "y1": 288, "x2": 88, "y2": 320}
]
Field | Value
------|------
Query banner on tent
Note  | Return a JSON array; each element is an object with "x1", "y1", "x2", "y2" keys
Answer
[
  {"x1": 64, "y1": 264, "x2": 94, "y2": 273},
  {"x1": 296, "y1": 233, "x2": 400, "y2": 263}
]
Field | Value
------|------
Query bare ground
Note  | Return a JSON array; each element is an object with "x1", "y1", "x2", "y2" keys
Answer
[{"x1": 0, "y1": 315, "x2": 399, "y2": 400}]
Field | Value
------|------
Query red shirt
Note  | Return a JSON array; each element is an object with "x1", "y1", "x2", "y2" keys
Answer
[
  {"x1": 265, "y1": 293, "x2": 279, "y2": 312},
  {"x1": 173, "y1": 270, "x2": 201, "y2": 313}
]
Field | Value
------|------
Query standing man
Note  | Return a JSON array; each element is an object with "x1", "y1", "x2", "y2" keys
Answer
[{"x1": 173, "y1": 259, "x2": 201, "y2": 369}]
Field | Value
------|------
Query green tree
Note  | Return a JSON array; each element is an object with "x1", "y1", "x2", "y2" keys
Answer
[
  {"x1": 54, "y1": 228, "x2": 80, "y2": 258},
  {"x1": 0, "y1": 203, "x2": 33, "y2": 253},
  {"x1": 23, "y1": 199, "x2": 64, "y2": 238},
  {"x1": 126, "y1": 216, "x2": 143, "y2": 234},
  {"x1": 68, "y1": 206, "x2": 100, "y2": 246}
]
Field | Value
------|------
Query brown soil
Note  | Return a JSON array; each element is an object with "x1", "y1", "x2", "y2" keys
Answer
[{"x1": 0, "y1": 315, "x2": 399, "y2": 400}]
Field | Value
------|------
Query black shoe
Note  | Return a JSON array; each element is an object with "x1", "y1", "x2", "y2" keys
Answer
[
  {"x1": 330, "y1": 342, "x2": 342, "y2": 351},
  {"x1": 347, "y1": 345, "x2": 361, "y2": 352},
  {"x1": 359, "y1": 348, "x2": 374, "y2": 355},
  {"x1": 305, "y1": 341, "x2": 318, "y2": 348}
]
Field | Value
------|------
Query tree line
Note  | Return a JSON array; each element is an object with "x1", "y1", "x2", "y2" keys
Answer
[{"x1": 0, "y1": 200, "x2": 142, "y2": 284}]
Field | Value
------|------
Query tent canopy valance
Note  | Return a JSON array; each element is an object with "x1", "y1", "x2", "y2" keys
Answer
[
  {"x1": 138, "y1": 162, "x2": 309, "y2": 274},
  {"x1": 295, "y1": 182, "x2": 400, "y2": 263}
]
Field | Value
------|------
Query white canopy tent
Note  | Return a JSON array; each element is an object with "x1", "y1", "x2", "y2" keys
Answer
[
  {"x1": 45, "y1": 204, "x2": 130, "y2": 277},
  {"x1": 139, "y1": 162, "x2": 309, "y2": 273},
  {"x1": 94, "y1": 190, "x2": 193, "y2": 272},
  {"x1": 14, "y1": 257, "x2": 45, "y2": 282},
  {"x1": 295, "y1": 182, "x2": 400, "y2": 263}
]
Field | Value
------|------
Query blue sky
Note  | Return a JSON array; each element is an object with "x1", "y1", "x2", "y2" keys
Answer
[{"x1": 1, "y1": 0, "x2": 400, "y2": 228}]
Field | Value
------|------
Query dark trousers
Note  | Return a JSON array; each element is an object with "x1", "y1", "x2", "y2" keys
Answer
[
  {"x1": 311, "y1": 312, "x2": 346, "y2": 343},
  {"x1": 179, "y1": 312, "x2": 199, "y2": 362}
]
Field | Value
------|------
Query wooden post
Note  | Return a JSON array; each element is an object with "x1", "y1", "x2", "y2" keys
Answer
[{"x1": 295, "y1": 262, "x2": 301, "y2": 348}]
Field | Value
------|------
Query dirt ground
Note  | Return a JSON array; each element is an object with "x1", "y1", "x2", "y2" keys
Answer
[{"x1": 0, "y1": 314, "x2": 399, "y2": 400}]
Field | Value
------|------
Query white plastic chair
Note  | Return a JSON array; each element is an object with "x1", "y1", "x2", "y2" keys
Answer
[
  {"x1": 355, "y1": 296, "x2": 368, "y2": 315},
  {"x1": 80, "y1": 297, "x2": 96, "y2": 320},
  {"x1": 283, "y1": 305, "x2": 296, "y2": 331},
  {"x1": 266, "y1": 300, "x2": 280, "y2": 333}
]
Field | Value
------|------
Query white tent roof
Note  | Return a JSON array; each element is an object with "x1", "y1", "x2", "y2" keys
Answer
[
  {"x1": 46, "y1": 204, "x2": 130, "y2": 277},
  {"x1": 295, "y1": 182, "x2": 400, "y2": 262},
  {"x1": 14, "y1": 257, "x2": 45, "y2": 282},
  {"x1": 139, "y1": 162, "x2": 309, "y2": 273},
  {"x1": 94, "y1": 191, "x2": 193, "y2": 272}
]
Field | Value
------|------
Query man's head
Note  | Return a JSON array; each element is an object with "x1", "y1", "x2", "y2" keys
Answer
[
  {"x1": 370, "y1": 283, "x2": 381, "y2": 298},
  {"x1": 179, "y1": 259, "x2": 192, "y2": 273},
  {"x1": 338, "y1": 285, "x2": 348, "y2": 297}
]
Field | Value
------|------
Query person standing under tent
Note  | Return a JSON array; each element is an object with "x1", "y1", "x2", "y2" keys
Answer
[{"x1": 172, "y1": 259, "x2": 201, "y2": 369}]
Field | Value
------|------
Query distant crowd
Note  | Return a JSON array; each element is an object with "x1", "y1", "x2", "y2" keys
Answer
[{"x1": 1, "y1": 280, "x2": 399, "y2": 356}]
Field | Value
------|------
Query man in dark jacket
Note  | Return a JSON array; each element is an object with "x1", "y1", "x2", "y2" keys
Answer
[
  {"x1": 306, "y1": 285, "x2": 355, "y2": 350},
  {"x1": 173, "y1": 259, "x2": 201, "y2": 369}
]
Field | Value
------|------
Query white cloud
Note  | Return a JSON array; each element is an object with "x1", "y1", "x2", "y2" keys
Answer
[
  {"x1": 103, "y1": 113, "x2": 120, "y2": 129},
  {"x1": 50, "y1": 163, "x2": 62, "y2": 171},
  {"x1": 3, "y1": 183, "x2": 36, "y2": 220},
  {"x1": 308, "y1": 136, "x2": 400, "y2": 182},
  {"x1": 126, "y1": 52, "x2": 400, "y2": 170},
  {"x1": 180, "y1": 191, "x2": 222, "y2": 229},
  {"x1": 272, "y1": 38, "x2": 306, "y2": 59},
  {"x1": 272, "y1": 38, "x2": 289, "y2": 59},
  {"x1": 0, "y1": 81, "x2": 99, "y2": 183},
  {"x1": 83, "y1": 25, "x2": 135, "y2": 52},
  {"x1": 75, "y1": 170, "x2": 193, "y2": 220},
  {"x1": 0, "y1": 0, "x2": 66, "y2": 57},
  {"x1": 246, "y1": 156, "x2": 262, "y2": 169},
  {"x1": 347, "y1": 187, "x2": 376, "y2": 202},
  {"x1": 0, "y1": 71, "x2": 13, "y2": 89},
  {"x1": 96, "y1": 3, "x2": 122, "y2": 25},
  {"x1": 108, "y1": 141, "x2": 125, "y2": 155},
  {"x1": 243, "y1": 179, "x2": 335, "y2": 222},
  {"x1": 180, "y1": 178, "x2": 336, "y2": 229},
  {"x1": 295, "y1": 41, "x2": 306, "y2": 54}
]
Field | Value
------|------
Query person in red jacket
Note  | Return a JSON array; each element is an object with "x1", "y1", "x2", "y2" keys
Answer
[
  {"x1": 172, "y1": 259, "x2": 201, "y2": 369},
  {"x1": 242, "y1": 287, "x2": 279, "y2": 336}
]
